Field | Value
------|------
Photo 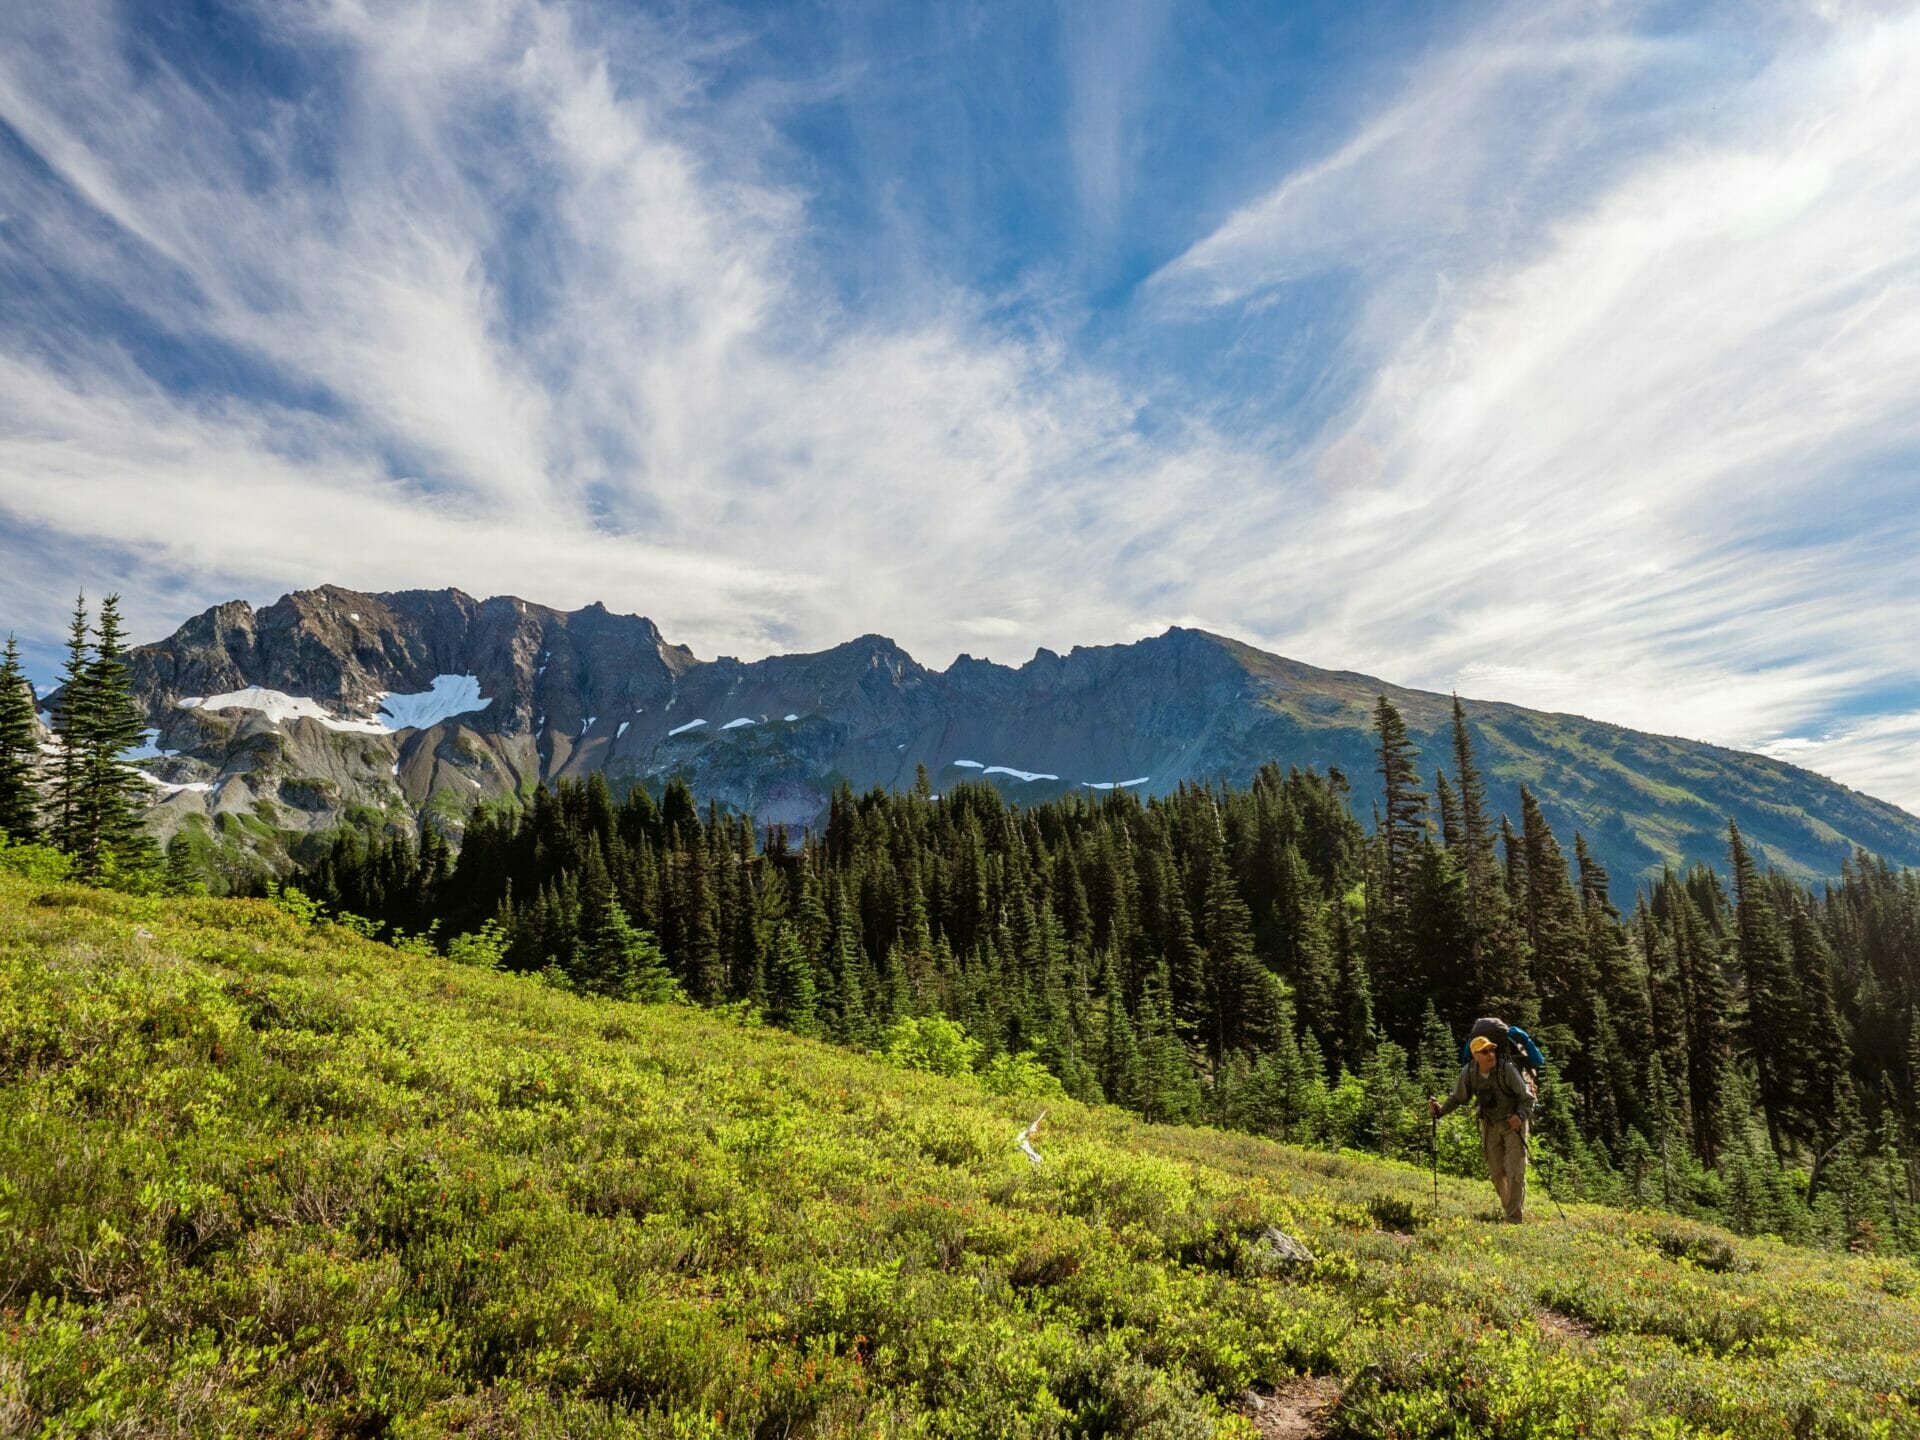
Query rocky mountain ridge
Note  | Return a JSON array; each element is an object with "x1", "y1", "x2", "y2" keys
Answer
[{"x1": 75, "y1": 584, "x2": 1920, "y2": 896}]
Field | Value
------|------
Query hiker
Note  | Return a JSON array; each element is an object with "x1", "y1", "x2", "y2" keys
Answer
[{"x1": 1430, "y1": 1034, "x2": 1536, "y2": 1223}]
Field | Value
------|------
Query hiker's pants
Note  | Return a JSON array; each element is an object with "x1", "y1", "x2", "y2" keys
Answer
[{"x1": 1480, "y1": 1116, "x2": 1528, "y2": 1222}]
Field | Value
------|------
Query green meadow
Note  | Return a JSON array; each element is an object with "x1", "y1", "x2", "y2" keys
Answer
[{"x1": 3, "y1": 867, "x2": 1917, "y2": 1438}]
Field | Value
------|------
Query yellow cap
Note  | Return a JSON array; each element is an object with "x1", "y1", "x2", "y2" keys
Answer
[{"x1": 1469, "y1": 1036, "x2": 1496, "y2": 1054}]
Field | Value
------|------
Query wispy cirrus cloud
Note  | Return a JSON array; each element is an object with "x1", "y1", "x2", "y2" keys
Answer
[{"x1": 1061, "y1": 0, "x2": 1172, "y2": 234}]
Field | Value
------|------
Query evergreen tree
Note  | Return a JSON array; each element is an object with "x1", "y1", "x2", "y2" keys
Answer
[
  {"x1": 1416, "y1": 1000, "x2": 1458, "y2": 1102},
  {"x1": 1333, "y1": 890, "x2": 1375, "y2": 1067},
  {"x1": 765, "y1": 920, "x2": 821, "y2": 1035},
  {"x1": 1194, "y1": 805, "x2": 1283, "y2": 1058},
  {"x1": 575, "y1": 839, "x2": 676, "y2": 1000},
  {"x1": 1402, "y1": 835, "x2": 1474, "y2": 1035},
  {"x1": 1642, "y1": 1051, "x2": 1680, "y2": 1205},
  {"x1": 1097, "y1": 972, "x2": 1146, "y2": 1112},
  {"x1": 1268, "y1": 841, "x2": 1338, "y2": 1046},
  {"x1": 1370, "y1": 694, "x2": 1428, "y2": 938},
  {"x1": 1447, "y1": 698, "x2": 1492, "y2": 863},
  {"x1": 1574, "y1": 834, "x2": 1649, "y2": 1148},
  {"x1": 1434, "y1": 769, "x2": 1462, "y2": 854},
  {"x1": 49, "y1": 594, "x2": 95, "y2": 856},
  {"x1": 1357, "y1": 1041, "x2": 1422, "y2": 1158},
  {"x1": 1135, "y1": 962, "x2": 1202, "y2": 1124},
  {"x1": 1246, "y1": 1025, "x2": 1327, "y2": 1144},
  {"x1": 1785, "y1": 891, "x2": 1852, "y2": 1137},
  {"x1": 1729, "y1": 820, "x2": 1807, "y2": 1156},
  {"x1": 1450, "y1": 734, "x2": 1535, "y2": 1027},
  {"x1": 1656, "y1": 868, "x2": 1740, "y2": 1165},
  {"x1": 44, "y1": 595, "x2": 155, "y2": 883},
  {"x1": 163, "y1": 832, "x2": 205, "y2": 897},
  {"x1": 1907, "y1": 1011, "x2": 1920, "y2": 1126},
  {"x1": 0, "y1": 633, "x2": 41, "y2": 842},
  {"x1": 87, "y1": 595, "x2": 155, "y2": 874},
  {"x1": 1519, "y1": 789, "x2": 1585, "y2": 1032}
]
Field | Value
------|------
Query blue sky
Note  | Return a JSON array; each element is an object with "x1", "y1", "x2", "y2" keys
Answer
[{"x1": 4, "y1": 0, "x2": 1920, "y2": 811}]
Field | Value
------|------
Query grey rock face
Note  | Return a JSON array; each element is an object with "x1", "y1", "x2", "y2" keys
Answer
[{"x1": 80, "y1": 585, "x2": 1920, "y2": 895}]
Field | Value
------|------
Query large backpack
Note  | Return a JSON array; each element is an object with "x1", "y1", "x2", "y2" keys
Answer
[{"x1": 1459, "y1": 1016, "x2": 1545, "y2": 1100}]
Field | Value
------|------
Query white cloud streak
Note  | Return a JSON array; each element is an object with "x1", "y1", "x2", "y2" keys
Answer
[{"x1": 1062, "y1": 0, "x2": 1172, "y2": 232}]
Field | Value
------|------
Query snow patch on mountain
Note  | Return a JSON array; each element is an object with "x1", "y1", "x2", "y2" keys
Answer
[
  {"x1": 722, "y1": 717, "x2": 755, "y2": 730},
  {"x1": 179, "y1": 676, "x2": 490, "y2": 735},
  {"x1": 1085, "y1": 777, "x2": 1151, "y2": 790},
  {"x1": 376, "y1": 675, "x2": 491, "y2": 731},
  {"x1": 669, "y1": 718, "x2": 707, "y2": 736},
  {"x1": 948, "y1": 760, "x2": 1059, "y2": 782},
  {"x1": 180, "y1": 688, "x2": 390, "y2": 734},
  {"x1": 784, "y1": 713, "x2": 799, "y2": 722},
  {"x1": 121, "y1": 728, "x2": 174, "y2": 761},
  {"x1": 616, "y1": 721, "x2": 630, "y2": 739},
  {"x1": 134, "y1": 768, "x2": 212, "y2": 796}
]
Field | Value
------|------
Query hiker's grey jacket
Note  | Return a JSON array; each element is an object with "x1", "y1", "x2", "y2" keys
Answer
[{"x1": 1436, "y1": 1059, "x2": 1536, "y2": 1125}]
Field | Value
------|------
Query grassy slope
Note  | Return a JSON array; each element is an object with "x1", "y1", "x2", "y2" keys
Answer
[{"x1": 4, "y1": 876, "x2": 1920, "y2": 1438}]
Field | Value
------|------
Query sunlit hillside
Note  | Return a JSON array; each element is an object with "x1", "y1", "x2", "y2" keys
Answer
[{"x1": 3, "y1": 866, "x2": 1917, "y2": 1438}]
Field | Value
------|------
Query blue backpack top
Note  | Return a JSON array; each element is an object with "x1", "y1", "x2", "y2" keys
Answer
[{"x1": 1458, "y1": 1015, "x2": 1546, "y2": 1072}]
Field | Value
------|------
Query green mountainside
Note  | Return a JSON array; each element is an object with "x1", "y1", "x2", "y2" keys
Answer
[
  {"x1": 1210, "y1": 633, "x2": 1920, "y2": 893},
  {"x1": 5, "y1": 870, "x2": 1919, "y2": 1438}
]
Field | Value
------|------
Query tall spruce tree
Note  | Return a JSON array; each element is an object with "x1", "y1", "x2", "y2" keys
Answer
[
  {"x1": 85, "y1": 595, "x2": 158, "y2": 882},
  {"x1": 44, "y1": 594, "x2": 156, "y2": 882},
  {"x1": 573, "y1": 838, "x2": 676, "y2": 1000},
  {"x1": 1434, "y1": 770, "x2": 1461, "y2": 854},
  {"x1": 1369, "y1": 696, "x2": 1428, "y2": 1036},
  {"x1": 765, "y1": 920, "x2": 821, "y2": 1035},
  {"x1": 1447, "y1": 698, "x2": 1493, "y2": 864},
  {"x1": 49, "y1": 594, "x2": 95, "y2": 857},
  {"x1": 1194, "y1": 801, "x2": 1282, "y2": 1058},
  {"x1": 163, "y1": 831, "x2": 205, "y2": 896},
  {"x1": 1371, "y1": 696, "x2": 1427, "y2": 923},
  {"x1": 1655, "y1": 868, "x2": 1739, "y2": 1165},
  {"x1": 1445, "y1": 699, "x2": 1534, "y2": 1022},
  {"x1": 1729, "y1": 820, "x2": 1806, "y2": 1156},
  {"x1": 0, "y1": 634, "x2": 41, "y2": 842},
  {"x1": 1518, "y1": 789, "x2": 1584, "y2": 1028}
]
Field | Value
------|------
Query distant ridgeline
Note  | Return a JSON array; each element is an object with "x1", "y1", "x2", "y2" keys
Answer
[
  {"x1": 290, "y1": 694, "x2": 1920, "y2": 1254},
  {"x1": 40, "y1": 584, "x2": 1920, "y2": 904}
]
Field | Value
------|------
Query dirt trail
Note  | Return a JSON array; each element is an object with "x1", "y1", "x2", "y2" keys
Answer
[
  {"x1": 1243, "y1": 1375, "x2": 1341, "y2": 1438},
  {"x1": 1534, "y1": 1305, "x2": 1596, "y2": 1340}
]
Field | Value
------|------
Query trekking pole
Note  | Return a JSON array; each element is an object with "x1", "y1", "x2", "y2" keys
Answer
[
  {"x1": 1537, "y1": 1146, "x2": 1570, "y2": 1222},
  {"x1": 1430, "y1": 1109, "x2": 1439, "y2": 1208}
]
